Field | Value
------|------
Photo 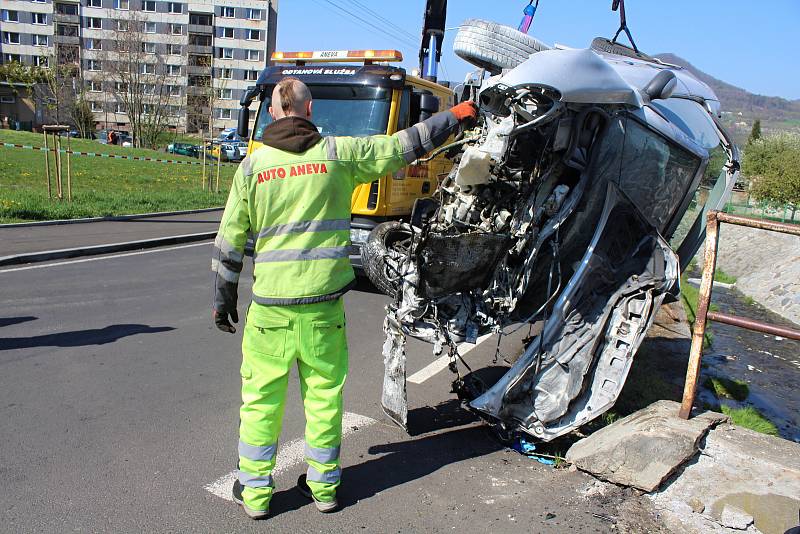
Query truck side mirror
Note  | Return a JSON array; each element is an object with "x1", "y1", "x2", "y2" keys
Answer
[
  {"x1": 419, "y1": 93, "x2": 440, "y2": 122},
  {"x1": 644, "y1": 70, "x2": 677, "y2": 101},
  {"x1": 237, "y1": 106, "x2": 250, "y2": 139}
]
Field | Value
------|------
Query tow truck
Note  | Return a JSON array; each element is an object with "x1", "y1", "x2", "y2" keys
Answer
[{"x1": 235, "y1": 3, "x2": 453, "y2": 267}]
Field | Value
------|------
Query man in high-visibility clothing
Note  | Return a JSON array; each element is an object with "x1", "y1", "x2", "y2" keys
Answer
[{"x1": 212, "y1": 77, "x2": 478, "y2": 520}]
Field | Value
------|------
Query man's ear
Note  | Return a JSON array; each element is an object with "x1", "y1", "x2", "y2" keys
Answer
[
  {"x1": 306, "y1": 101, "x2": 313, "y2": 119},
  {"x1": 268, "y1": 106, "x2": 277, "y2": 120}
]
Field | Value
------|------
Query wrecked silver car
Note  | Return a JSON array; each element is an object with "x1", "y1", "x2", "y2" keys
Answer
[{"x1": 362, "y1": 22, "x2": 740, "y2": 442}]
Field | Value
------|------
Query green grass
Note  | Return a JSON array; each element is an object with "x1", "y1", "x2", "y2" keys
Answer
[
  {"x1": 680, "y1": 272, "x2": 715, "y2": 348},
  {"x1": 0, "y1": 130, "x2": 233, "y2": 222},
  {"x1": 720, "y1": 405, "x2": 779, "y2": 436},
  {"x1": 703, "y1": 376, "x2": 750, "y2": 401},
  {"x1": 714, "y1": 269, "x2": 738, "y2": 284}
]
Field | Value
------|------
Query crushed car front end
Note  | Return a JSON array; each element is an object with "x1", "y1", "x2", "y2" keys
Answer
[{"x1": 363, "y1": 38, "x2": 739, "y2": 441}]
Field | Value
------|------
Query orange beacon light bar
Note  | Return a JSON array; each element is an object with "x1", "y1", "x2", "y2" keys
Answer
[{"x1": 271, "y1": 50, "x2": 403, "y2": 64}]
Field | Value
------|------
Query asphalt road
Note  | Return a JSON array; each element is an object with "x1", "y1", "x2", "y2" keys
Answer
[
  {"x1": 1, "y1": 211, "x2": 222, "y2": 257},
  {"x1": 0, "y1": 242, "x2": 666, "y2": 533}
]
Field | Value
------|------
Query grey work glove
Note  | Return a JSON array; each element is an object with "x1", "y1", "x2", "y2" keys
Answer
[{"x1": 213, "y1": 309, "x2": 239, "y2": 334}]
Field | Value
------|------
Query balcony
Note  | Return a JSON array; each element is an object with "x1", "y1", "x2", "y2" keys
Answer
[
  {"x1": 187, "y1": 65, "x2": 212, "y2": 76},
  {"x1": 54, "y1": 34, "x2": 80, "y2": 46},
  {"x1": 187, "y1": 44, "x2": 212, "y2": 55},
  {"x1": 188, "y1": 24, "x2": 213, "y2": 34},
  {"x1": 53, "y1": 13, "x2": 80, "y2": 24}
]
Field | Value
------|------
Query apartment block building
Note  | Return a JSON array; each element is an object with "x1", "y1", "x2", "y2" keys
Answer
[{"x1": 0, "y1": 0, "x2": 277, "y2": 134}]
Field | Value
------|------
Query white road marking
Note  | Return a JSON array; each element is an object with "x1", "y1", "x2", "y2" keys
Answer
[
  {"x1": 204, "y1": 412, "x2": 377, "y2": 502},
  {"x1": 407, "y1": 332, "x2": 494, "y2": 384},
  {"x1": 0, "y1": 241, "x2": 213, "y2": 273}
]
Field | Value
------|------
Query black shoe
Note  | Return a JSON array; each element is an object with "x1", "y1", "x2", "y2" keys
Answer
[
  {"x1": 232, "y1": 479, "x2": 269, "y2": 520},
  {"x1": 297, "y1": 474, "x2": 338, "y2": 513}
]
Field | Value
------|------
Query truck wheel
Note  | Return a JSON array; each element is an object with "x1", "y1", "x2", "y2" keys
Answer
[
  {"x1": 362, "y1": 221, "x2": 412, "y2": 297},
  {"x1": 453, "y1": 19, "x2": 550, "y2": 74},
  {"x1": 590, "y1": 37, "x2": 654, "y2": 61}
]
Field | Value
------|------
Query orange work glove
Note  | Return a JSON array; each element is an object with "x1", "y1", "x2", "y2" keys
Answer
[{"x1": 450, "y1": 100, "x2": 479, "y2": 122}]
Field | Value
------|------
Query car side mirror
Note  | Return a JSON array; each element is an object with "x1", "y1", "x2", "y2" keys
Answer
[
  {"x1": 419, "y1": 93, "x2": 440, "y2": 122},
  {"x1": 237, "y1": 106, "x2": 250, "y2": 138},
  {"x1": 644, "y1": 70, "x2": 677, "y2": 101}
]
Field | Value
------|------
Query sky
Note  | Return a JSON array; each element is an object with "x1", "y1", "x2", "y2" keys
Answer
[{"x1": 275, "y1": 0, "x2": 800, "y2": 100}]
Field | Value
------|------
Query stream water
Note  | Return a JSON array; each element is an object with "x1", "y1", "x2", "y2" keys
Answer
[{"x1": 698, "y1": 283, "x2": 800, "y2": 442}]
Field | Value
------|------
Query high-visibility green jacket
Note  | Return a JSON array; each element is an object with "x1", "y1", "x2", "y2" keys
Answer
[{"x1": 212, "y1": 112, "x2": 460, "y2": 310}]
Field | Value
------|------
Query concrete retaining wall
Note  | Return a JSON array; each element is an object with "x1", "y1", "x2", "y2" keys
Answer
[{"x1": 705, "y1": 224, "x2": 800, "y2": 325}]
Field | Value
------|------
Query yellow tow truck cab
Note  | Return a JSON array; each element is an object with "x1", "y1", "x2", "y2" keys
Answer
[{"x1": 236, "y1": 49, "x2": 454, "y2": 267}]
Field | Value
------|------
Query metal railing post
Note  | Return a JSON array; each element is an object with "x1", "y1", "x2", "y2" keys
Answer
[{"x1": 679, "y1": 211, "x2": 720, "y2": 419}]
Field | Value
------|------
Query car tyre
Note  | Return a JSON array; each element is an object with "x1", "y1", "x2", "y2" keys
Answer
[
  {"x1": 453, "y1": 19, "x2": 549, "y2": 74},
  {"x1": 362, "y1": 221, "x2": 413, "y2": 297},
  {"x1": 590, "y1": 37, "x2": 655, "y2": 61}
]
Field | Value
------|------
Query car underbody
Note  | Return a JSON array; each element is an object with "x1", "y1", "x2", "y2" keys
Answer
[{"x1": 362, "y1": 26, "x2": 739, "y2": 442}]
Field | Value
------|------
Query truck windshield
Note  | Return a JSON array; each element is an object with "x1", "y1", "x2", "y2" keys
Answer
[{"x1": 253, "y1": 85, "x2": 392, "y2": 140}]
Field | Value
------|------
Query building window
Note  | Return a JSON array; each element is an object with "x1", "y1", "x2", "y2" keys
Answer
[
  {"x1": 245, "y1": 49, "x2": 259, "y2": 61},
  {"x1": 221, "y1": 27, "x2": 234, "y2": 39},
  {"x1": 90, "y1": 101, "x2": 103, "y2": 112},
  {"x1": 114, "y1": 0, "x2": 129, "y2": 9},
  {"x1": 142, "y1": 42, "x2": 155, "y2": 54},
  {"x1": 167, "y1": 44, "x2": 181, "y2": 55},
  {"x1": 168, "y1": 64, "x2": 181, "y2": 76},
  {"x1": 87, "y1": 0, "x2": 101, "y2": 7},
  {"x1": 144, "y1": 22, "x2": 156, "y2": 33},
  {"x1": 170, "y1": 24, "x2": 182, "y2": 35},
  {"x1": 220, "y1": 68, "x2": 232, "y2": 79},
  {"x1": 89, "y1": 80, "x2": 102, "y2": 92},
  {"x1": 246, "y1": 29, "x2": 260, "y2": 41},
  {"x1": 219, "y1": 48, "x2": 233, "y2": 59},
  {"x1": 221, "y1": 6, "x2": 234, "y2": 17},
  {"x1": 143, "y1": 1, "x2": 156, "y2": 12},
  {"x1": 245, "y1": 8, "x2": 261, "y2": 20},
  {"x1": 167, "y1": 85, "x2": 180, "y2": 96},
  {"x1": 86, "y1": 38, "x2": 102, "y2": 50},
  {"x1": 57, "y1": 24, "x2": 79, "y2": 37},
  {"x1": 168, "y1": 2, "x2": 182, "y2": 14},
  {"x1": 218, "y1": 88, "x2": 232, "y2": 100},
  {"x1": 116, "y1": 19, "x2": 128, "y2": 31},
  {"x1": 87, "y1": 59, "x2": 101, "y2": 71},
  {"x1": 56, "y1": 3, "x2": 79, "y2": 15},
  {"x1": 245, "y1": 70, "x2": 258, "y2": 81},
  {"x1": 33, "y1": 12, "x2": 47, "y2": 24},
  {"x1": 33, "y1": 55, "x2": 48, "y2": 67},
  {"x1": 217, "y1": 108, "x2": 232, "y2": 120},
  {"x1": 87, "y1": 17, "x2": 102, "y2": 29},
  {"x1": 189, "y1": 13, "x2": 212, "y2": 26},
  {"x1": 141, "y1": 63, "x2": 155, "y2": 74},
  {"x1": 115, "y1": 102, "x2": 126, "y2": 113},
  {"x1": 34, "y1": 34, "x2": 48, "y2": 46},
  {"x1": 115, "y1": 81, "x2": 127, "y2": 92},
  {"x1": 0, "y1": 96, "x2": 16, "y2": 104},
  {"x1": 3, "y1": 54, "x2": 22, "y2": 63},
  {"x1": 143, "y1": 84, "x2": 156, "y2": 95},
  {"x1": 2, "y1": 10, "x2": 18, "y2": 22},
  {"x1": 2, "y1": 32, "x2": 20, "y2": 45}
]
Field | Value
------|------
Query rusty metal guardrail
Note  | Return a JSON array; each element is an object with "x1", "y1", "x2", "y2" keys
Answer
[{"x1": 679, "y1": 211, "x2": 800, "y2": 419}]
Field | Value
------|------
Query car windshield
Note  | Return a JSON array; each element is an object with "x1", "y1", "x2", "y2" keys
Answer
[{"x1": 253, "y1": 84, "x2": 392, "y2": 140}]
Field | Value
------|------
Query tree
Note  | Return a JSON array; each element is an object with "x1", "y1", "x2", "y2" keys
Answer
[
  {"x1": 748, "y1": 119, "x2": 762, "y2": 144},
  {"x1": 102, "y1": 11, "x2": 176, "y2": 148},
  {"x1": 743, "y1": 133, "x2": 800, "y2": 220},
  {"x1": 41, "y1": 47, "x2": 81, "y2": 126}
]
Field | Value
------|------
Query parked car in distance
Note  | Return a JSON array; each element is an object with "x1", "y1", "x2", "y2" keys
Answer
[{"x1": 167, "y1": 142, "x2": 200, "y2": 158}]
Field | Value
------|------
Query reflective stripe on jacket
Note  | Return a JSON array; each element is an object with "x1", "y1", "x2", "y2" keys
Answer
[{"x1": 213, "y1": 110, "x2": 459, "y2": 309}]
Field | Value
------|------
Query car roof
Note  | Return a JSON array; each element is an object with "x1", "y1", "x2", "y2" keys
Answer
[{"x1": 495, "y1": 47, "x2": 719, "y2": 111}]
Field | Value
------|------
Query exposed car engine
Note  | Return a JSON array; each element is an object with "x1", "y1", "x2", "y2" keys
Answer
[{"x1": 362, "y1": 25, "x2": 739, "y2": 442}]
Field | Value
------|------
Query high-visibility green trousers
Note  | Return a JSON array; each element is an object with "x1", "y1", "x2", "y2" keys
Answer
[{"x1": 237, "y1": 298, "x2": 348, "y2": 512}]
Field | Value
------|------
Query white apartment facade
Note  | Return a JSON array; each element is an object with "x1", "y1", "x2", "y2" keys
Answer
[{"x1": 0, "y1": 0, "x2": 277, "y2": 134}]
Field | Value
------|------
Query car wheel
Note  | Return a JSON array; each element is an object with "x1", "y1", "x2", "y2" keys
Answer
[
  {"x1": 453, "y1": 19, "x2": 549, "y2": 74},
  {"x1": 362, "y1": 221, "x2": 413, "y2": 297}
]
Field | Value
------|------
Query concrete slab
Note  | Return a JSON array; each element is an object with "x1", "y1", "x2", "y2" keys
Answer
[
  {"x1": 565, "y1": 400, "x2": 728, "y2": 492},
  {"x1": 651, "y1": 424, "x2": 800, "y2": 534}
]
